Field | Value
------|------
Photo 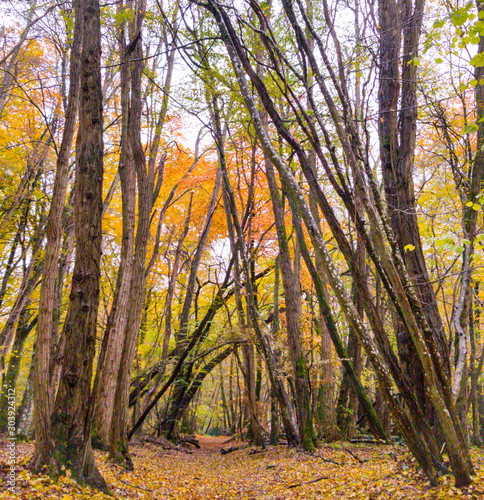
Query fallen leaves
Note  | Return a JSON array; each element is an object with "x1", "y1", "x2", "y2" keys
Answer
[{"x1": 2, "y1": 436, "x2": 484, "y2": 499}]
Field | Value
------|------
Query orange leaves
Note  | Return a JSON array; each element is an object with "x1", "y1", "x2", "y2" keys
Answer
[{"x1": 5, "y1": 438, "x2": 484, "y2": 499}]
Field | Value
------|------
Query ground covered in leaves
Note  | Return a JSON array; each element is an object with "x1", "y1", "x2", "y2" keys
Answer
[{"x1": 2, "y1": 436, "x2": 484, "y2": 499}]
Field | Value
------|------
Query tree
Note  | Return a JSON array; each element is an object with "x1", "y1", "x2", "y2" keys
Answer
[
  {"x1": 32, "y1": 0, "x2": 82, "y2": 469},
  {"x1": 31, "y1": 0, "x2": 108, "y2": 490},
  {"x1": 193, "y1": 0, "x2": 473, "y2": 485}
]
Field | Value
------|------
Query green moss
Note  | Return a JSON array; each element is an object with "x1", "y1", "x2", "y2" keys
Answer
[{"x1": 301, "y1": 424, "x2": 316, "y2": 452}]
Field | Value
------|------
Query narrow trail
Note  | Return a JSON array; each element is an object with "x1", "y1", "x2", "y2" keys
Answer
[{"x1": 196, "y1": 435, "x2": 234, "y2": 455}]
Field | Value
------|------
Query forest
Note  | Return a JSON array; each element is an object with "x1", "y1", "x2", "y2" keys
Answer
[{"x1": 2, "y1": 0, "x2": 484, "y2": 498}]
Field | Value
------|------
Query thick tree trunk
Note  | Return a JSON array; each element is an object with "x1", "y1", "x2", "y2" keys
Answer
[
  {"x1": 32, "y1": 0, "x2": 107, "y2": 491},
  {"x1": 32, "y1": 0, "x2": 83, "y2": 466},
  {"x1": 49, "y1": 211, "x2": 76, "y2": 403},
  {"x1": 264, "y1": 152, "x2": 315, "y2": 450},
  {"x1": 92, "y1": 0, "x2": 136, "y2": 447},
  {"x1": 378, "y1": 0, "x2": 449, "y2": 421},
  {"x1": 109, "y1": 8, "x2": 152, "y2": 467}
]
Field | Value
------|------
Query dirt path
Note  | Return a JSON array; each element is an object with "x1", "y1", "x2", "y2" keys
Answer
[{"x1": 196, "y1": 435, "x2": 235, "y2": 454}]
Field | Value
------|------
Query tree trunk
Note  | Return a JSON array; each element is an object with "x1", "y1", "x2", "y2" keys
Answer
[
  {"x1": 162, "y1": 168, "x2": 222, "y2": 440},
  {"x1": 308, "y1": 194, "x2": 338, "y2": 441},
  {"x1": 452, "y1": 0, "x2": 484, "y2": 440},
  {"x1": 176, "y1": 346, "x2": 234, "y2": 426},
  {"x1": 16, "y1": 359, "x2": 34, "y2": 439},
  {"x1": 212, "y1": 100, "x2": 300, "y2": 445},
  {"x1": 0, "y1": 305, "x2": 35, "y2": 432},
  {"x1": 264, "y1": 150, "x2": 315, "y2": 450},
  {"x1": 92, "y1": 0, "x2": 136, "y2": 448},
  {"x1": 32, "y1": 0, "x2": 83, "y2": 465},
  {"x1": 32, "y1": 0, "x2": 107, "y2": 491},
  {"x1": 378, "y1": 0, "x2": 450, "y2": 422}
]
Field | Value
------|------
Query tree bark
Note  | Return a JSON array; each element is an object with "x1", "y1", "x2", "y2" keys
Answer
[
  {"x1": 32, "y1": 0, "x2": 83, "y2": 467},
  {"x1": 32, "y1": 0, "x2": 108, "y2": 491},
  {"x1": 0, "y1": 305, "x2": 35, "y2": 432},
  {"x1": 92, "y1": 0, "x2": 136, "y2": 448},
  {"x1": 264, "y1": 150, "x2": 316, "y2": 450}
]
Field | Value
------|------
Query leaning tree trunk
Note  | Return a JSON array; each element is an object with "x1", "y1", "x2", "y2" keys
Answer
[
  {"x1": 16, "y1": 359, "x2": 34, "y2": 439},
  {"x1": 162, "y1": 167, "x2": 222, "y2": 440},
  {"x1": 200, "y1": 0, "x2": 473, "y2": 484},
  {"x1": 378, "y1": 0, "x2": 450, "y2": 422},
  {"x1": 212, "y1": 100, "x2": 300, "y2": 445},
  {"x1": 0, "y1": 304, "x2": 35, "y2": 432},
  {"x1": 309, "y1": 193, "x2": 338, "y2": 442},
  {"x1": 32, "y1": 0, "x2": 107, "y2": 491},
  {"x1": 221, "y1": 175, "x2": 264, "y2": 446},
  {"x1": 175, "y1": 346, "x2": 235, "y2": 428},
  {"x1": 452, "y1": 0, "x2": 484, "y2": 437}
]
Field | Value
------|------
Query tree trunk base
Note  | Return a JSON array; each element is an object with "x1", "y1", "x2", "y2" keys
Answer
[
  {"x1": 109, "y1": 441, "x2": 134, "y2": 472},
  {"x1": 30, "y1": 441, "x2": 109, "y2": 494}
]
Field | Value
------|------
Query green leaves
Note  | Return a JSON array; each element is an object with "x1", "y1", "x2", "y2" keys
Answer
[
  {"x1": 470, "y1": 53, "x2": 484, "y2": 68},
  {"x1": 450, "y1": 6, "x2": 471, "y2": 27},
  {"x1": 463, "y1": 123, "x2": 479, "y2": 134},
  {"x1": 433, "y1": 19, "x2": 446, "y2": 29},
  {"x1": 465, "y1": 200, "x2": 482, "y2": 210},
  {"x1": 434, "y1": 234, "x2": 455, "y2": 249},
  {"x1": 428, "y1": 4, "x2": 484, "y2": 64}
]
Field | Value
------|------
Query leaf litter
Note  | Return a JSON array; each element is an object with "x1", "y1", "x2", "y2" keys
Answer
[{"x1": 2, "y1": 436, "x2": 484, "y2": 499}]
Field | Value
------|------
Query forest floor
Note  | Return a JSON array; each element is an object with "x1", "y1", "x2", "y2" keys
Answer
[{"x1": 2, "y1": 435, "x2": 484, "y2": 499}]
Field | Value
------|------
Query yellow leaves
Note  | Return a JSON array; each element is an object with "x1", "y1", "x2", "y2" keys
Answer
[
  {"x1": 404, "y1": 244, "x2": 416, "y2": 252},
  {"x1": 5, "y1": 436, "x2": 484, "y2": 499},
  {"x1": 465, "y1": 201, "x2": 482, "y2": 211}
]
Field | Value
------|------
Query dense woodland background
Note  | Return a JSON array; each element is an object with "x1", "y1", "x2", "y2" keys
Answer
[{"x1": 1, "y1": 0, "x2": 484, "y2": 492}]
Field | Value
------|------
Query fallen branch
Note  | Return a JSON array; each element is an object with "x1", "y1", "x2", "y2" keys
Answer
[
  {"x1": 140, "y1": 435, "x2": 193, "y2": 454},
  {"x1": 300, "y1": 450, "x2": 341, "y2": 466},
  {"x1": 319, "y1": 456, "x2": 341, "y2": 466},
  {"x1": 179, "y1": 436, "x2": 200, "y2": 449},
  {"x1": 248, "y1": 448, "x2": 267, "y2": 455},
  {"x1": 288, "y1": 476, "x2": 329, "y2": 489},
  {"x1": 221, "y1": 445, "x2": 244, "y2": 455},
  {"x1": 341, "y1": 448, "x2": 366, "y2": 464},
  {"x1": 116, "y1": 476, "x2": 154, "y2": 492},
  {"x1": 350, "y1": 437, "x2": 385, "y2": 444}
]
